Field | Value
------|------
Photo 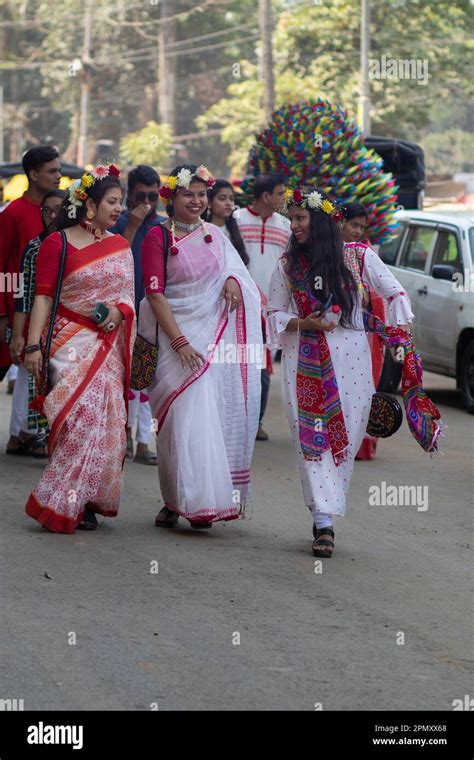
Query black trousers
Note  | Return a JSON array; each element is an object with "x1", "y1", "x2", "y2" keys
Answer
[{"x1": 259, "y1": 368, "x2": 271, "y2": 426}]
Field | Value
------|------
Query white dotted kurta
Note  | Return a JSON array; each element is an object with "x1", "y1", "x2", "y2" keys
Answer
[{"x1": 266, "y1": 247, "x2": 414, "y2": 520}]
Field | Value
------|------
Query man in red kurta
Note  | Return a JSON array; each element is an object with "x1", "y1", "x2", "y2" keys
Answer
[{"x1": 0, "y1": 145, "x2": 61, "y2": 452}]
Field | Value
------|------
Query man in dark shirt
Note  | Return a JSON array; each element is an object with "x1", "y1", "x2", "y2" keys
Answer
[{"x1": 110, "y1": 165, "x2": 165, "y2": 465}]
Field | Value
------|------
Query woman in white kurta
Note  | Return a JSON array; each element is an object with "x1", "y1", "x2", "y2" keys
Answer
[{"x1": 267, "y1": 188, "x2": 413, "y2": 557}]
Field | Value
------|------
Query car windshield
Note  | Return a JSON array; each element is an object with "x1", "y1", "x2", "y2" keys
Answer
[{"x1": 469, "y1": 227, "x2": 474, "y2": 265}]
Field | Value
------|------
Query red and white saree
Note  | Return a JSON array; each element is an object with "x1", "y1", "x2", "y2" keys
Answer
[
  {"x1": 139, "y1": 223, "x2": 262, "y2": 523},
  {"x1": 25, "y1": 232, "x2": 135, "y2": 533}
]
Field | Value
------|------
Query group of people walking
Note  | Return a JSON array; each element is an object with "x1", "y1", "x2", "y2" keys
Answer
[{"x1": 1, "y1": 145, "x2": 425, "y2": 558}]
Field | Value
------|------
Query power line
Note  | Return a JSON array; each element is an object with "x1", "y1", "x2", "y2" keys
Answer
[
  {"x1": 166, "y1": 22, "x2": 255, "y2": 49},
  {"x1": 0, "y1": 30, "x2": 261, "y2": 71}
]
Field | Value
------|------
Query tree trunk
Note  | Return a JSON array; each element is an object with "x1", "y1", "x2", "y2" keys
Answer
[
  {"x1": 158, "y1": 0, "x2": 177, "y2": 133},
  {"x1": 259, "y1": 0, "x2": 275, "y2": 122}
]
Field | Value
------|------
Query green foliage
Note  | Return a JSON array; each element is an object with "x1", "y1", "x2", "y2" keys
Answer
[
  {"x1": 119, "y1": 122, "x2": 173, "y2": 169},
  {"x1": 420, "y1": 129, "x2": 474, "y2": 178},
  {"x1": 1, "y1": 0, "x2": 471, "y2": 178},
  {"x1": 195, "y1": 63, "x2": 316, "y2": 174},
  {"x1": 198, "y1": 0, "x2": 472, "y2": 173}
]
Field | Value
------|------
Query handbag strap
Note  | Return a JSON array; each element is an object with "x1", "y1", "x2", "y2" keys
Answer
[
  {"x1": 44, "y1": 230, "x2": 68, "y2": 358},
  {"x1": 160, "y1": 223, "x2": 169, "y2": 291},
  {"x1": 149, "y1": 224, "x2": 170, "y2": 346}
]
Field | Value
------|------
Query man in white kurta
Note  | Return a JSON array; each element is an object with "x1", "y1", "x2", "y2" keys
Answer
[{"x1": 236, "y1": 174, "x2": 291, "y2": 439}]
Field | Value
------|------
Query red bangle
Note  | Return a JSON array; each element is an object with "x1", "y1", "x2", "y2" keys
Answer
[{"x1": 170, "y1": 335, "x2": 189, "y2": 352}]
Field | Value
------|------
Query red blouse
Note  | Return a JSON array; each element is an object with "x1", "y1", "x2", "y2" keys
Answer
[
  {"x1": 141, "y1": 225, "x2": 167, "y2": 295},
  {"x1": 35, "y1": 232, "x2": 69, "y2": 297}
]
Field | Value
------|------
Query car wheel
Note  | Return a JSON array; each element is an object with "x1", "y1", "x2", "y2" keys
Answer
[{"x1": 461, "y1": 339, "x2": 474, "y2": 414}]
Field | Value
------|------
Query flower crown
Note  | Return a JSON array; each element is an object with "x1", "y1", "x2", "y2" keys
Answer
[
  {"x1": 68, "y1": 163, "x2": 120, "y2": 208},
  {"x1": 160, "y1": 165, "x2": 215, "y2": 201},
  {"x1": 281, "y1": 187, "x2": 344, "y2": 223}
]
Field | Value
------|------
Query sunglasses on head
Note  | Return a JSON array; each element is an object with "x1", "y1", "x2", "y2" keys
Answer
[{"x1": 134, "y1": 191, "x2": 159, "y2": 202}]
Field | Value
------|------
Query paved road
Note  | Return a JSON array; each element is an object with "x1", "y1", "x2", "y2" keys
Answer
[{"x1": 0, "y1": 369, "x2": 472, "y2": 711}]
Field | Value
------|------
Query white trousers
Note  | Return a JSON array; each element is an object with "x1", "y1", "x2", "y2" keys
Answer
[
  {"x1": 6, "y1": 364, "x2": 18, "y2": 382},
  {"x1": 9, "y1": 364, "x2": 31, "y2": 437},
  {"x1": 127, "y1": 394, "x2": 153, "y2": 445},
  {"x1": 313, "y1": 512, "x2": 334, "y2": 529}
]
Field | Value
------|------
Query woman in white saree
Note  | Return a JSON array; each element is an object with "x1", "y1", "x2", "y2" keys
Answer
[{"x1": 139, "y1": 164, "x2": 262, "y2": 529}]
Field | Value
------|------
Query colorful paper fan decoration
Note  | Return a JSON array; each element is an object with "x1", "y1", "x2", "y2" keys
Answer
[{"x1": 243, "y1": 98, "x2": 399, "y2": 244}]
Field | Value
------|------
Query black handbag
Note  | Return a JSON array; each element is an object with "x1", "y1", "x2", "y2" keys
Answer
[
  {"x1": 130, "y1": 224, "x2": 169, "y2": 391},
  {"x1": 366, "y1": 391, "x2": 403, "y2": 438},
  {"x1": 356, "y1": 244, "x2": 404, "y2": 440}
]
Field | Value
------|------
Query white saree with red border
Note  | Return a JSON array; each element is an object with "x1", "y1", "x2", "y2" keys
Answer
[{"x1": 138, "y1": 224, "x2": 262, "y2": 523}]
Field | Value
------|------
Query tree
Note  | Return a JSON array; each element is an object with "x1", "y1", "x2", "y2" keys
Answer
[
  {"x1": 119, "y1": 122, "x2": 173, "y2": 169},
  {"x1": 196, "y1": 63, "x2": 316, "y2": 174},
  {"x1": 420, "y1": 130, "x2": 474, "y2": 178},
  {"x1": 197, "y1": 0, "x2": 472, "y2": 173}
]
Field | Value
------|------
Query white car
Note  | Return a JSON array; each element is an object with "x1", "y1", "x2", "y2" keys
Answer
[{"x1": 378, "y1": 210, "x2": 474, "y2": 413}]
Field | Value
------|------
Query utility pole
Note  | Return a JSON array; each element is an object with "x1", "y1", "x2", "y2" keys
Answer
[
  {"x1": 259, "y1": 0, "x2": 275, "y2": 122},
  {"x1": 77, "y1": 0, "x2": 93, "y2": 166},
  {"x1": 359, "y1": 0, "x2": 371, "y2": 134},
  {"x1": 158, "y1": 0, "x2": 177, "y2": 134}
]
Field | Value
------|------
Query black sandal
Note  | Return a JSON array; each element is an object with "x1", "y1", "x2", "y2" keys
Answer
[
  {"x1": 6, "y1": 440, "x2": 32, "y2": 456},
  {"x1": 77, "y1": 508, "x2": 98, "y2": 531},
  {"x1": 6, "y1": 436, "x2": 48, "y2": 459},
  {"x1": 29, "y1": 436, "x2": 49, "y2": 459},
  {"x1": 155, "y1": 506, "x2": 179, "y2": 528},
  {"x1": 312, "y1": 526, "x2": 335, "y2": 558},
  {"x1": 189, "y1": 520, "x2": 212, "y2": 530}
]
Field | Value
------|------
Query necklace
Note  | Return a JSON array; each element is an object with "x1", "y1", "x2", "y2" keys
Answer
[
  {"x1": 169, "y1": 217, "x2": 214, "y2": 255},
  {"x1": 79, "y1": 218, "x2": 105, "y2": 242},
  {"x1": 173, "y1": 219, "x2": 201, "y2": 233}
]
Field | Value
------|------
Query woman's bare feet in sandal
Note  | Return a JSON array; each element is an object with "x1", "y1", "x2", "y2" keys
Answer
[
  {"x1": 155, "y1": 506, "x2": 179, "y2": 528},
  {"x1": 312, "y1": 526, "x2": 335, "y2": 558}
]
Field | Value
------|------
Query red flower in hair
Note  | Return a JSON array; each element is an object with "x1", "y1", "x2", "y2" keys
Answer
[
  {"x1": 332, "y1": 211, "x2": 344, "y2": 223},
  {"x1": 160, "y1": 186, "x2": 172, "y2": 200},
  {"x1": 293, "y1": 188, "x2": 303, "y2": 203},
  {"x1": 108, "y1": 164, "x2": 120, "y2": 177}
]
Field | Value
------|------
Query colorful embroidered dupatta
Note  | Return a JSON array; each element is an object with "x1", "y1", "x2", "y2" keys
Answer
[
  {"x1": 283, "y1": 254, "x2": 443, "y2": 464},
  {"x1": 364, "y1": 312, "x2": 443, "y2": 453},
  {"x1": 25, "y1": 234, "x2": 135, "y2": 533},
  {"x1": 283, "y1": 255, "x2": 350, "y2": 465}
]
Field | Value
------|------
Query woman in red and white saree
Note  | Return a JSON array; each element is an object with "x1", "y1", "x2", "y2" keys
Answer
[
  {"x1": 24, "y1": 173, "x2": 135, "y2": 534},
  {"x1": 139, "y1": 164, "x2": 262, "y2": 529}
]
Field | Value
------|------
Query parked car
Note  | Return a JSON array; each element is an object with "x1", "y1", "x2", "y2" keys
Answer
[{"x1": 377, "y1": 210, "x2": 474, "y2": 412}]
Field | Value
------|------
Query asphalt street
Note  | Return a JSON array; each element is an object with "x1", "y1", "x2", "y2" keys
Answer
[{"x1": 0, "y1": 368, "x2": 472, "y2": 711}]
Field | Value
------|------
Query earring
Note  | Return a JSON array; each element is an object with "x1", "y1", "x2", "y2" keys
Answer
[{"x1": 84, "y1": 208, "x2": 95, "y2": 234}]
